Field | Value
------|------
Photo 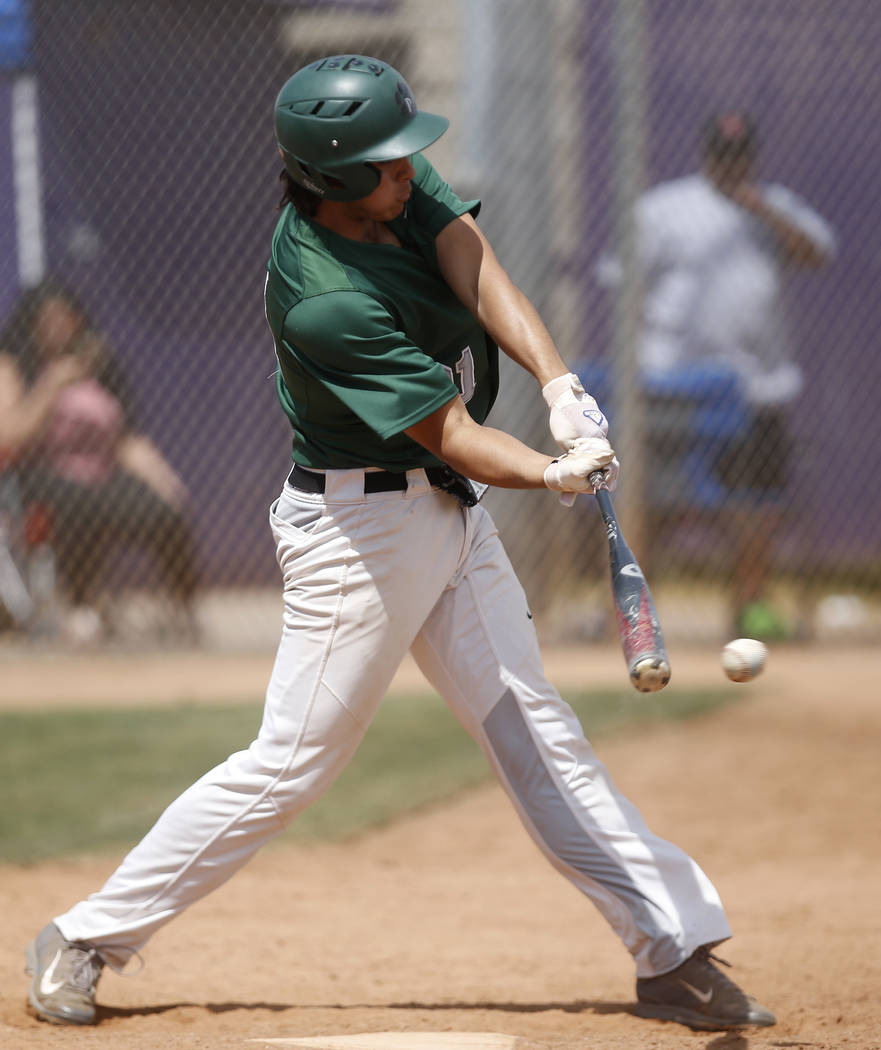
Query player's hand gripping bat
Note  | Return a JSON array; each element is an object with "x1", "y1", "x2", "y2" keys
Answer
[{"x1": 589, "y1": 471, "x2": 671, "y2": 693}]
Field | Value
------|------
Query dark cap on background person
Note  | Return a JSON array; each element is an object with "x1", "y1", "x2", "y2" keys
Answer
[{"x1": 701, "y1": 111, "x2": 759, "y2": 161}]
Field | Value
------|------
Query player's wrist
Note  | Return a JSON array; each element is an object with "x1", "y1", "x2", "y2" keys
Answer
[
  {"x1": 541, "y1": 372, "x2": 583, "y2": 409},
  {"x1": 543, "y1": 438, "x2": 614, "y2": 493},
  {"x1": 543, "y1": 457, "x2": 569, "y2": 491}
]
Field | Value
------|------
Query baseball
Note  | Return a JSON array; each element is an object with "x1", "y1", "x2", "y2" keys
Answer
[{"x1": 721, "y1": 638, "x2": 768, "y2": 683}]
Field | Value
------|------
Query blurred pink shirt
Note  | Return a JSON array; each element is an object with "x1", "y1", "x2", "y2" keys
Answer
[{"x1": 40, "y1": 378, "x2": 124, "y2": 485}]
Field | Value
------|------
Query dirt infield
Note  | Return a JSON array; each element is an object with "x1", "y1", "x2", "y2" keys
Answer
[{"x1": 1, "y1": 643, "x2": 879, "y2": 1049}]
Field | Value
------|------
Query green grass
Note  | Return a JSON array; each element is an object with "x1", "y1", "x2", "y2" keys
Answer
[{"x1": 0, "y1": 686, "x2": 731, "y2": 865}]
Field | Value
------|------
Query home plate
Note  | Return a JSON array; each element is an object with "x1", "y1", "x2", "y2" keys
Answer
[{"x1": 250, "y1": 1033, "x2": 518, "y2": 1049}]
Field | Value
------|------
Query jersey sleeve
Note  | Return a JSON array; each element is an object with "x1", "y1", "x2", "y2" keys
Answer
[
  {"x1": 393, "y1": 153, "x2": 481, "y2": 241},
  {"x1": 281, "y1": 289, "x2": 458, "y2": 439}
]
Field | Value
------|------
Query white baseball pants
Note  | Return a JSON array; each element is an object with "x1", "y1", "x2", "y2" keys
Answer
[{"x1": 57, "y1": 467, "x2": 731, "y2": 976}]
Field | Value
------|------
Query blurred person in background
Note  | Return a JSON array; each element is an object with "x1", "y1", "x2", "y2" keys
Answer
[
  {"x1": 0, "y1": 278, "x2": 200, "y2": 643},
  {"x1": 23, "y1": 56, "x2": 774, "y2": 1036},
  {"x1": 597, "y1": 111, "x2": 837, "y2": 639}
]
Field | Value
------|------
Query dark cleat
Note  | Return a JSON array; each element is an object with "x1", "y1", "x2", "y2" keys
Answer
[{"x1": 636, "y1": 945, "x2": 776, "y2": 1031}]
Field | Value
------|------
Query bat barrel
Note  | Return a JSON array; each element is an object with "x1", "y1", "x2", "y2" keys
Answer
[
  {"x1": 630, "y1": 655, "x2": 671, "y2": 693},
  {"x1": 591, "y1": 473, "x2": 671, "y2": 694}
]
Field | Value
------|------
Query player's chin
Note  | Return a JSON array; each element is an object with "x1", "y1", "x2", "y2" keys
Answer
[{"x1": 369, "y1": 203, "x2": 405, "y2": 223}]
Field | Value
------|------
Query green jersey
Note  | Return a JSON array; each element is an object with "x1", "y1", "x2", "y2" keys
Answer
[{"x1": 264, "y1": 153, "x2": 499, "y2": 470}]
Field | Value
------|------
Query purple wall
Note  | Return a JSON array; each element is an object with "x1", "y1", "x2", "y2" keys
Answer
[
  {"x1": 5, "y1": 1, "x2": 877, "y2": 587},
  {"x1": 580, "y1": 0, "x2": 881, "y2": 567},
  {"x1": 19, "y1": 0, "x2": 413, "y2": 586},
  {"x1": 31, "y1": 1, "x2": 299, "y2": 584},
  {"x1": 0, "y1": 78, "x2": 18, "y2": 321}
]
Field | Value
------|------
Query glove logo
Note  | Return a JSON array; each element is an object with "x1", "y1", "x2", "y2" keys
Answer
[{"x1": 582, "y1": 409, "x2": 606, "y2": 425}]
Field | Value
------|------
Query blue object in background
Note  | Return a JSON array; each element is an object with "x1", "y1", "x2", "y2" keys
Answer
[
  {"x1": 0, "y1": 1, "x2": 33, "y2": 319},
  {"x1": 0, "y1": 0, "x2": 31, "y2": 71},
  {"x1": 574, "y1": 359, "x2": 754, "y2": 511}
]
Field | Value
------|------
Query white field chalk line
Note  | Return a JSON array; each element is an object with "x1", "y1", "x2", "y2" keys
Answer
[{"x1": 250, "y1": 1032, "x2": 519, "y2": 1049}]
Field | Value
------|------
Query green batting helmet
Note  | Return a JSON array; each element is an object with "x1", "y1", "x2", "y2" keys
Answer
[{"x1": 274, "y1": 54, "x2": 449, "y2": 202}]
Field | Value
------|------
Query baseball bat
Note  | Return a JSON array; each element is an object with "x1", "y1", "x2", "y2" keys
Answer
[{"x1": 589, "y1": 471, "x2": 671, "y2": 693}]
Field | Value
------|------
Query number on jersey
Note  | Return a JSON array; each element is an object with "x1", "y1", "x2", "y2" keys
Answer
[{"x1": 443, "y1": 346, "x2": 476, "y2": 402}]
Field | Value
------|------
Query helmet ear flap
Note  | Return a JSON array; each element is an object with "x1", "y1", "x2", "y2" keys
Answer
[
  {"x1": 281, "y1": 147, "x2": 382, "y2": 202},
  {"x1": 284, "y1": 154, "x2": 328, "y2": 198}
]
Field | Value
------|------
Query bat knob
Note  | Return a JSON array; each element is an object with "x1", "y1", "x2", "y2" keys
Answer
[{"x1": 630, "y1": 656, "x2": 671, "y2": 693}]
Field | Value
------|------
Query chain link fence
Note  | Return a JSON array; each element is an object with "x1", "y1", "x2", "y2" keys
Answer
[{"x1": 1, "y1": 0, "x2": 878, "y2": 651}]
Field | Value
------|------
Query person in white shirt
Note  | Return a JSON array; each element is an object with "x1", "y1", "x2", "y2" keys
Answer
[{"x1": 597, "y1": 112, "x2": 837, "y2": 637}]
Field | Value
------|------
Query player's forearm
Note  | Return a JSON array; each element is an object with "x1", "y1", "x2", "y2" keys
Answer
[
  {"x1": 441, "y1": 424, "x2": 552, "y2": 488},
  {"x1": 405, "y1": 395, "x2": 551, "y2": 489},
  {"x1": 477, "y1": 277, "x2": 569, "y2": 386}
]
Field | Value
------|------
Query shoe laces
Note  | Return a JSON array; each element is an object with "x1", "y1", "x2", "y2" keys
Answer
[
  {"x1": 693, "y1": 946, "x2": 747, "y2": 998},
  {"x1": 67, "y1": 941, "x2": 144, "y2": 989},
  {"x1": 63, "y1": 945, "x2": 104, "y2": 993},
  {"x1": 696, "y1": 945, "x2": 731, "y2": 968}
]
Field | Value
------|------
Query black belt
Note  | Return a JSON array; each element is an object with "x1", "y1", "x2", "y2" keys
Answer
[
  {"x1": 287, "y1": 463, "x2": 482, "y2": 506},
  {"x1": 288, "y1": 463, "x2": 449, "y2": 495}
]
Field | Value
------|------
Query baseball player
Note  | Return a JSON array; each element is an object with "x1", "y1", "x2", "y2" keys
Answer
[{"x1": 25, "y1": 56, "x2": 774, "y2": 1033}]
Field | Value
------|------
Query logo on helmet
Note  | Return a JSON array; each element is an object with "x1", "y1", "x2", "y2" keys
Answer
[
  {"x1": 301, "y1": 176, "x2": 325, "y2": 197},
  {"x1": 317, "y1": 56, "x2": 384, "y2": 77},
  {"x1": 294, "y1": 161, "x2": 326, "y2": 197},
  {"x1": 395, "y1": 80, "x2": 415, "y2": 117}
]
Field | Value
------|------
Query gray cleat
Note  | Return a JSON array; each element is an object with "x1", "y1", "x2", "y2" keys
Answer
[
  {"x1": 25, "y1": 923, "x2": 104, "y2": 1025},
  {"x1": 635, "y1": 945, "x2": 776, "y2": 1031}
]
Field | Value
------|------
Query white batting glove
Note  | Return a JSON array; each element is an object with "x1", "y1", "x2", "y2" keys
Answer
[
  {"x1": 557, "y1": 451, "x2": 619, "y2": 503},
  {"x1": 543, "y1": 437, "x2": 617, "y2": 495},
  {"x1": 542, "y1": 372, "x2": 609, "y2": 451}
]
